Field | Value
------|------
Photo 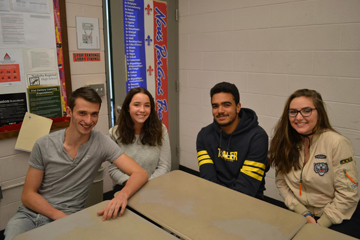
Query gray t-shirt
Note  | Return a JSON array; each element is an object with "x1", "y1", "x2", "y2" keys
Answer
[{"x1": 29, "y1": 129, "x2": 123, "y2": 214}]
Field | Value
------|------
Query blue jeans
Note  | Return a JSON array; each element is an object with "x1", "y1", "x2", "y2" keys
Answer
[{"x1": 4, "y1": 205, "x2": 53, "y2": 240}]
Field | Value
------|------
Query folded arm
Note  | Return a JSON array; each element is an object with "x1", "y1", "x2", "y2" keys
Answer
[{"x1": 197, "y1": 132, "x2": 220, "y2": 184}]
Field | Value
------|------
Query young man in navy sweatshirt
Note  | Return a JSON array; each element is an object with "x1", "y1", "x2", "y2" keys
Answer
[{"x1": 197, "y1": 82, "x2": 268, "y2": 199}]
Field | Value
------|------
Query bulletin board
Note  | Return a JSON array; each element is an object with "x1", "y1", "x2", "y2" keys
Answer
[{"x1": 0, "y1": 0, "x2": 71, "y2": 139}]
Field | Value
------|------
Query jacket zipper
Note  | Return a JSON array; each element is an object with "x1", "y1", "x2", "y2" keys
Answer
[
  {"x1": 299, "y1": 167, "x2": 303, "y2": 196},
  {"x1": 300, "y1": 139, "x2": 310, "y2": 196}
]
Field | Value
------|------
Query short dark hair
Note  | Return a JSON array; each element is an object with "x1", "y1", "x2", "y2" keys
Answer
[
  {"x1": 69, "y1": 86, "x2": 102, "y2": 111},
  {"x1": 210, "y1": 82, "x2": 240, "y2": 104}
]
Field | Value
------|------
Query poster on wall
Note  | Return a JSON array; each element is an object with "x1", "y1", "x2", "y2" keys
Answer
[
  {"x1": 27, "y1": 72, "x2": 58, "y2": 86},
  {"x1": 123, "y1": 0, "x2": 147, "y2": 90},
  {"x1": 11, "y1": 0, "x2": 50, "y2": 14},
  {"x1": 0, "y1": 0, "x2": 10, "y2": 11},
  {"x1": 28, "y1": 86, "x2": 62, "y2": 119},
  {"x1": 0, "y1": 92, "x2": 27, "y2": 127},
  {"x1": 123, "y1": 0, "x2": 169, "y2": 129},
  {"x1": 0, "y1": 12, "x2": 56, "y2": 48},
  {"x1": 26, "y1": 48, "x2": 58, "y2": 72},
  {"x1": 0, "y1": 49, "x2": 25, "y2": 87},
  {"x1": 0, "y1": 13, "x2": 26, "y2": 47},
  {"x1": 76, "y1": 16, "x2": 100, "y2": 50},
  {"x1": 0, "y1": 0, "x2": 69, "y2": 135},
  {"x1": 0, "y1": 64, "x2": 21, "y2": 84}
]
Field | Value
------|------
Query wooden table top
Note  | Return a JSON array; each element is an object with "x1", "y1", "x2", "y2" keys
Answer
[
  {"x1": 292, "y1": 223, "x2": 357, "y2": 240},
  {"x1": 128, "y1": 170, "x2": 306, "y2": 240},
  {"x1": 14, "y1": 201, "x2": 177, "y2": 240}
]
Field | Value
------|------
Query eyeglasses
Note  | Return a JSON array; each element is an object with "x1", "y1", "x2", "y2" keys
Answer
[{"x1": 288, "y1": 107, "x2": 316, "y2": 117}]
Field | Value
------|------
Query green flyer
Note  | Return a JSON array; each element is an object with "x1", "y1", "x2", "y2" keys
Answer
[{"x1": 28, "y1": 86, "x2": 62, "y2": 119}]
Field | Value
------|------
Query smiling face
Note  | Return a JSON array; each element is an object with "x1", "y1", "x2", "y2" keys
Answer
[
  {"x1": 129, "y1": 93, "x2": 151, "y2": 129},
  {"x1": 211, "y1": 92, "x2": 241, "y2": 133},
  {"x1": 67, "y1": 97, "x2": 100, "y2": 136},
  {"x1": 289, "y1": 96, "x2": 318, "y2": 135}
]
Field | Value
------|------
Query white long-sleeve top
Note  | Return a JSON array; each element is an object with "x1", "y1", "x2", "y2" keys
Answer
[{"x1": 108, "y1": 124, "x2": 171, "y2": 185}]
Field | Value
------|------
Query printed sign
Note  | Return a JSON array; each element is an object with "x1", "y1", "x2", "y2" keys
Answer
[
  {"x1": 123, "y1": 0, "x2": 169, "y2": 128},
  {"x1": 0, "y1": 92, "x2": 27, "y2": 127},
  {"x1": 0, "y1": 64, "x2": 21, "y2": 83},
  {"x1": 28, "y1": 86, "x2": 62, "y2": 119},
  {"x1": 153, "y1": 1, "x2": 168, "y2": 128},
  {"x1": 27, "y1": 72, "x2": 58, "y2": 86},
  {"x1": 123, "y1": 0, "x2": 147, "y2": 90},
  {"x1": 73, "y1": 53, "x2": 101, "y2": 62}
]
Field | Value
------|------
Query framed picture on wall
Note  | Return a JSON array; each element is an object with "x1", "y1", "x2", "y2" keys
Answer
[{"x1": 76, "y1": 17, "x2": 100, "y2": 50}]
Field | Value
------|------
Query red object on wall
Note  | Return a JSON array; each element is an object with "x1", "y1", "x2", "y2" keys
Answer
[
  {"x1": 153, "y1": 1, "x2": 169, "y2": 129},
  {"x1": 73, "y1": 53, "x2": 101, "y2": 62}
]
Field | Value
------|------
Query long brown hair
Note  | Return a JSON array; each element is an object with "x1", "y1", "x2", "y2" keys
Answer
[
  {"x1": 114, "y1": 87, "x2": 163, "y2": 146},
  {"x1": 268, "y1": 89, "x2": 335, "y2": 174}
]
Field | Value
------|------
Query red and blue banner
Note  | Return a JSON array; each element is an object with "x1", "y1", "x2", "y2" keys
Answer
[{"x1": 123, "y1": 0, "x2": 168, "y2": 129}]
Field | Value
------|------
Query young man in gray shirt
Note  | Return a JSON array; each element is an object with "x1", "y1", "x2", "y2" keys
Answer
[{"x1": 5, "y1": 87, "x2": 148, "y2": 240}]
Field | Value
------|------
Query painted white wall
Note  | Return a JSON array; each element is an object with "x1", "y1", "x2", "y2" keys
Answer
[
  {"x1": 0, "y1": 0, "x2": 111, "y2": 231},
  {"x1": 178, "y1": 0, "x2": 360, "y2": 201}
]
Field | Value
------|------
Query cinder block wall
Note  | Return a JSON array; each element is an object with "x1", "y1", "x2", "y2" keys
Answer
[
  {"x1": 0, "y1": 0, "x2": 110, "y2": 231},
  {"x1": 178, "y1": 0, "x2": 360, "y2": 201}
]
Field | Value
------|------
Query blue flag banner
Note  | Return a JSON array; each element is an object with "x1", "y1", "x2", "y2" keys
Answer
[{"x1": 123, "y1": 0, "x2": 147, "y2": 91}]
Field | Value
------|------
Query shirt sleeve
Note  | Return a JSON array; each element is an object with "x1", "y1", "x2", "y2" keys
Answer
[
  {"x1": 149, "y1": 125, "x2": 171, "y2": 180},
  {"x1": 108, "y1": 162, "x2": 129, "y2": 185},
  {"x1": 196, "y1": 130, "x2": 220, "y2": 184},
  {"x1": 233, "y1": 131, "x2": 268, "y2": 197},
  {"x1": 108, "y1": 126, "x2": 118, "y2": 142},
  {"x1": 318, "y1": 136, "x2": 359, "y2": 227},
  {"x1": 102, "y1": 131, "x2": 124, "y2": 163},
  {"x1": 28, "y1": 138, "x2": 45, "y2": 170}
]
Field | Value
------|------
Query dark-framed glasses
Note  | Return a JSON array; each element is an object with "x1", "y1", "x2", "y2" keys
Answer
[{"x1": 288, "y1": 107, "x2": 316, "y2": 117}]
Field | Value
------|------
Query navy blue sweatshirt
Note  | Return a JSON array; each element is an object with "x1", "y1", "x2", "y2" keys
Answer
[{"x1": 196, "y1": 108, "x2": 268, "y2": 199}]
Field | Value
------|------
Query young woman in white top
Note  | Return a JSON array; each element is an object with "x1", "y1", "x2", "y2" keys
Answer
[{"x1": 109, "y1": 87, "x2": 171, "y2": 193}]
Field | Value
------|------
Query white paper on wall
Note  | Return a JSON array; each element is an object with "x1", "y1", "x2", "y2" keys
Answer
[
  {"x1": 0, "y1": 0, "x2": 10, "y2": 12},
  {"x1": 0, "y1": 48, "x2": 26, "y2": 89},
  {"x1": 0, "y1": 13, "x2": 26, "y2": 46},
  {"x1": 27, "y1": 72, "x2": 59, "y2": 86},
  {"x1": 26, "y1": 48, "x2": 57, "y2": 72},
  {"x1": 11, "y1": 0, "x2": 49, "y2": 14}
]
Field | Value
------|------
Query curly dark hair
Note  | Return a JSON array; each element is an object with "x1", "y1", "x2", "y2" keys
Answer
[
  {"x1": 114, "y1": 87, "x2": 163, "y2": 146},
  {"x1": 268, "y1": 89, "x2": 336, "y2": 174}
]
